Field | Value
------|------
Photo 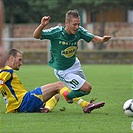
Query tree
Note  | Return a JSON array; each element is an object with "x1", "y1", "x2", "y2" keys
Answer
[
  {"x1": 70, "y1": 0, "x2": 133, "y2": 49},
  {"x1": 3, "y1": 0, "x2": 71, "y2": 23},
  {"x1": 3, "y1": 0, "x2": 133, "y2": 49},
  {"x1": 3, "y1": 0, "x2": 133, "y2": 24}
]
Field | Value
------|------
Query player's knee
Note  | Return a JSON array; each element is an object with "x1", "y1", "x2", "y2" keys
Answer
[
  {"x1": 55, "y1": 82, "x2": 65, "y2": 92},
  {"x1": 82, "y1": 83, "x2": 92, "y2": 94},
  {"x1": 87, "y1": 84, "x2": 92, "y2": 93}
]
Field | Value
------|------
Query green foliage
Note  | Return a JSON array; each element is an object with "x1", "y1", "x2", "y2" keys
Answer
[
  {"x1": 3, "y1": 0, "x2": 71, "y2": 23},
  {"x1": 0, "y1": 64, "x2": 132, "y2": 133},
  {"x1": 3, "y1": 0, "x2": 133, "y2": 23},
  {"x1": 3, "y1": 0, "x2": 30, "y2": 23}
]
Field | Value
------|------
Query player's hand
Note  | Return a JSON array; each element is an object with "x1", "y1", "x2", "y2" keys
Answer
[
  {"x1": 40, "y1": 16, "x2": 51, "y2": 27},
  {"x1": 102, "y1": 36, "x2": 111, "y2": 42}
]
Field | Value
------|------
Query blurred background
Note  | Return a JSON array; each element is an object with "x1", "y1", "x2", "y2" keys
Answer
[{"x1": 1, "y1": 0, "x2": 133, "y2": 64}]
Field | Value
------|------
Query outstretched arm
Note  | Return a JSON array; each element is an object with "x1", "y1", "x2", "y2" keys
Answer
[
  {"x1": 92, "y1": 35, "x2": 111, "y2": 44},
  {"x1": 33, "y1": 16, "x2": 51, "y2": 39}
]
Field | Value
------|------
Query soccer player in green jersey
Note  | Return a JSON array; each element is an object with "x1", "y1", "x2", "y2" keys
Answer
[
  {"x1": 33, "y1": 10, "x2": 111, "y2": 113},
  {"x1": 0, "y1": 48, "x2": 64, "y2": 113}
]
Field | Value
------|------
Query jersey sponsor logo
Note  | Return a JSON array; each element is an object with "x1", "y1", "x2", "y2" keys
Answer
[
  {"x1": 0, "y1": 79, "x2": 4, "y2": 85},
  {"x1": 62, "y1": 41, "x2": 66, "y2": 45},
  {"x1": 59, "y1": 41, "x2": 77, "y2": 46},
  {"x1": 61, "y1": 46, "x2": 77, "y2": 58}
]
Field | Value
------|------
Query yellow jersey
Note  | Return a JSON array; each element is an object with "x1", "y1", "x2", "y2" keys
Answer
[{"x1": 0, "y1": 66, "x2": 27, "y2": 113}]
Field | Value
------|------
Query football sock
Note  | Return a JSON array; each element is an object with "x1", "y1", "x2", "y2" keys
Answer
[
  {"x1": 60, "y1": 86, "x2": 89, "y2": 108},
  {"x1": 60, "y1": 86, "x2": 71, "y2": 96},
  {"x1": 73, "y1": 98, "x2": 89, "y2": 108},
  {"x1": 45, "y1": 96, "x2": 58, "y2": 111},
  {"x1": 67, "y1": 90, "x2": 88, "y2": 99}
]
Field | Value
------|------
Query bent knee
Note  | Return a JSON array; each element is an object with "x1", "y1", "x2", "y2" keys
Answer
[
  {"x1": 85, "y1": 85, "x2": 92, "y2": 94},
  {"x1": 56, "y1": 82, "x2": 65, "y2": 90},
  {"x1": 81, "y1": 82, "x2": 92, "y2": 94}
]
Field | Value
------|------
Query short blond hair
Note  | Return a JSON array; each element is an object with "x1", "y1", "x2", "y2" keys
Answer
[{"x1": 65, "y1": 10, "x2": 80, "y2": 22}]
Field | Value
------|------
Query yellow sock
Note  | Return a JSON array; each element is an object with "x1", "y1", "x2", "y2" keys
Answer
[
  {"x1": 45, "y1": 96, "x2": 58, "y2": 111},
  {"x1": 73, "y1": 98, "x2": 90, "y2": 108},
  {"x1": 60, "y1": 86, "x2": 71, "y2": 96},
  {"x1": 60, "y1": 86, "x2": 89, "y2": 108}
]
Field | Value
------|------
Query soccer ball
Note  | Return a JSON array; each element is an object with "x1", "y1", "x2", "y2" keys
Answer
[{"x1": 123, "y1": 99, "x2": 133, "y2": 117}]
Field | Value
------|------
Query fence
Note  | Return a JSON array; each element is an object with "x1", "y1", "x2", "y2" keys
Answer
[
  {"x1": 2, "y1": 36, "x2": 133, "y2": 50},
  {"x1": 2, "y1": 37, "x2": 133, "y2": 64}
]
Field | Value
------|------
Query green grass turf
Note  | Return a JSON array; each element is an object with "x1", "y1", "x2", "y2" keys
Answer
[{"x1": 0, "y1": 64, "x2": 132, "y2": 133}]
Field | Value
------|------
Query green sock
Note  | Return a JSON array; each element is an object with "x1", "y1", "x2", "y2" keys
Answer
[{"x1": 67, "y1": 90, "x2": 88, "y2": 99}]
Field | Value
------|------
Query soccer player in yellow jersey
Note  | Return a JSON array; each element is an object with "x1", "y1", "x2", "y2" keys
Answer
[{"x1": 0, "y1": 48, "x2": 64, "y2": 113}]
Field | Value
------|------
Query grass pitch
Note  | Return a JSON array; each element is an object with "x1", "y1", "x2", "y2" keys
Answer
[{"x1": 0, "y1": 64, "x2": 132, "y2": 133}]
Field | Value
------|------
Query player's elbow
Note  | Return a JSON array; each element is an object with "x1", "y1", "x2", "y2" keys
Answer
[{"x1": 33, "y1": 32, "x2": 41, "y2": 39}]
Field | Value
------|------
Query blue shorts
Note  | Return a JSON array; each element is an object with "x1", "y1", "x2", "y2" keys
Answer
[{"x1": 18, "y1": 87, "x2": 43, "y2": 112}]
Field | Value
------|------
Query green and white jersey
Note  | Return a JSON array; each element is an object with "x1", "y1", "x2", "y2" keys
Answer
[{"x1": 41, "y1": 26, "x2": 94, "y2": 70}]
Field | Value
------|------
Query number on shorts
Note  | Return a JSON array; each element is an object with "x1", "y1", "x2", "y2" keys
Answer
[{"x1": 70, "y1": 79, "x2": 79, "y2": 87}]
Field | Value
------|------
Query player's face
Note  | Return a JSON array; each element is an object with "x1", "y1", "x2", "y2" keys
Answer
[
  {"x1": 65, "y1": 17, "x2": 80, "y2": 34},
  {"x1": 12, "y1": 52, "x2": 23, "y2": 70}
]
